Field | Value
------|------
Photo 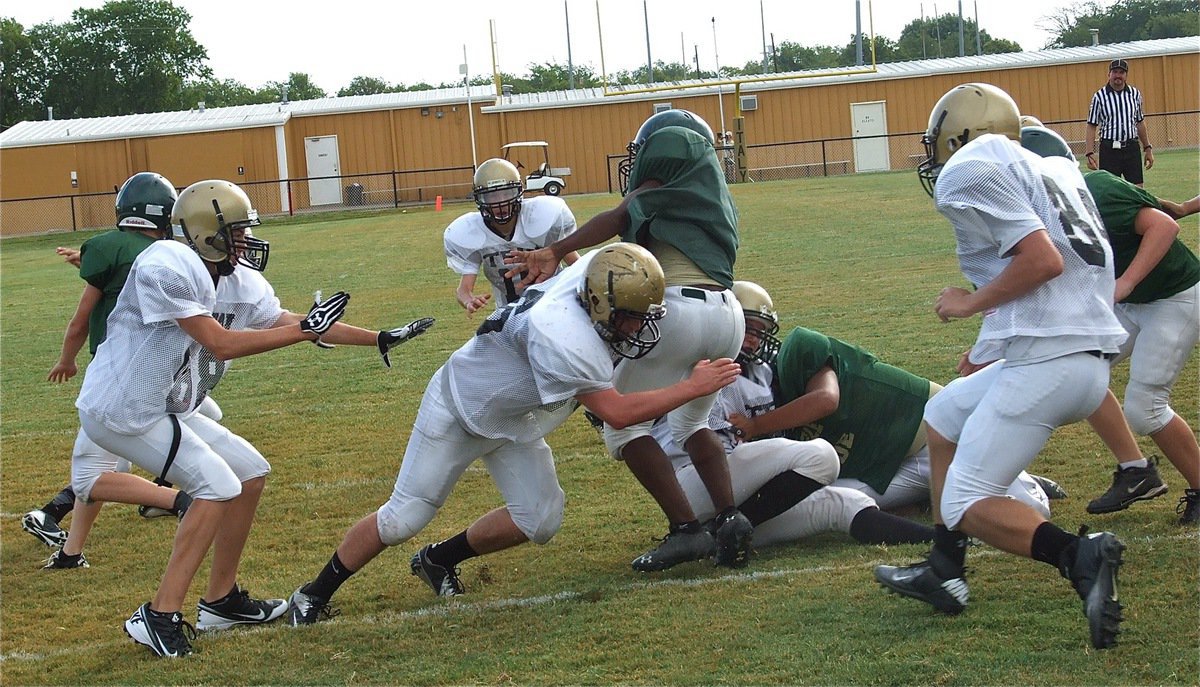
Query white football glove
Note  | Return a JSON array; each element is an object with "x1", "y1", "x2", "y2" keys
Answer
[{"x1": 377, "y1": 317, "x2": 436, "y2": 368}]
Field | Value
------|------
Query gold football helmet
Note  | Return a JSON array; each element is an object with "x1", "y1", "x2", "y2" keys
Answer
[
  {"x1": 918, "y1": 83, "x2": 1021, "y2": 197},
  {"x1": 731, "y1": 280, "x2": 780, "y2": 365},
  {"x1": 473, "y1": 158, "x2": 523, "y2": 224},
  {"x1": 172, "y1": 180, "x2": 267, "y2": 276},
  {"x1": 580, "y1": 243, "x2": 666, "y2": 359}
]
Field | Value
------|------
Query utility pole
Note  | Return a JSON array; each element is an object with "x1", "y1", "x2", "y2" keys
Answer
[
  {"x1": 759, "y1": 0, "x2": 768, "y2": 73},
  {"x1": 957, "y1": 0, "x2": 965, "y2": 57},
  {"x1": 855, "y1": 0, "x2": 864, "y2": 66},
  {"x1": 565, "y1": 1, "x2": 575, "y2": 89},
  {"x1": 974, "y1": 0, "x2": 982, "y2": 55},
  {"x1": 643, "y1": 0, "x2": 652, "y2": 85},
  {"x1": 712, "y1": 17, "x2": 726, "y2": 137}
]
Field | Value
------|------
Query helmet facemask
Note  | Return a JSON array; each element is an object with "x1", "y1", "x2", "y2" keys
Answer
[
  {"x1": 580, "y1": 243, "x2": 667, "y2": 360},
  {"x1": 918, "y1": 83, "x2": 1022, "y2": 198},
  {"x1": 475, "y1": 182, "x2": 523, "y2": 224},
  {"x1": 739, "y1": 313, "x2": 781, "y2": 366},
  {"x1": 917, "y1": 109, "x2": 957, "y2": 198},
  {"x1": 617, "y1": 140, "x2": 638, "y2": 196}
]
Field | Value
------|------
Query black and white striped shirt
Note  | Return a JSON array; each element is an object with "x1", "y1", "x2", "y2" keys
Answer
[{"x1": 1087, "y1": 84, "x2": 1144, "y2": 141}]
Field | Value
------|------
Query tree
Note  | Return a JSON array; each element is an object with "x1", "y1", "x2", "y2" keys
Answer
[
  {"x1": 179, "y1": 77, "x2": 267, "y2": 108},
  {"x1": 895, "y1": 13, "x2": 1023, "y2": 60},
  {"x1": 1043, "y1": 0, "x2": 1198, "y2": 48},
  {"x1": 259, "y1": 72, "x2": 326, "y2": 102},
  {"x1": 1, "y1": 18, "x2": 42, "y2": 129},
  {"x1": 338, "y1": 76, "x2": 395, "y2": 97},
  {"x1": 31, "y1": 0, "x2": 210, "y2": 119},
  {"x1": 525, "y1": 62, "x2": 601, "y2": 91}
]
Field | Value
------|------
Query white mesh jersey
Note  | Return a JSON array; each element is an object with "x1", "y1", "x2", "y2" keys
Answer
[
  {"x1": 656, "y1": 362, "x2": 777, "y2": 469},
  {"x1": 443, "y1": 196, "x2": 577, "y2": 308},
  {"x1": 444, "y1": 250, "x2": 614, "y2": 443},
  {"x1": 183, "y1": 267, "x2": 284, "y2": 409},
  {"x1": 77, "y1": 241, "x2": 283, "y2": 434},
  {"x1": 935, "y1": 134, "x2": 1126, "y2": 364}
]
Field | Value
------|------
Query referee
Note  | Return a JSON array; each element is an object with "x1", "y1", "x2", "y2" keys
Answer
[{"x1": 1085, "y1": 58, "x2": 1154, "y2": 187}]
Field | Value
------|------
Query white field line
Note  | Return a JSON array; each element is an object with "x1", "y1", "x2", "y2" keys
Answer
[{"x1": 2, "y1": 531, "x2": 1195, "y2": 664}]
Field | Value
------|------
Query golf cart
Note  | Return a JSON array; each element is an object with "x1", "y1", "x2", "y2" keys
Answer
[{"x1": 501, "y1": 141, "x2": 569, "y2": 196}]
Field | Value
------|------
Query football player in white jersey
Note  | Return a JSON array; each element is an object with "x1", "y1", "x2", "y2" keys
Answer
[
  {"x1": 285, "y1": 243, "x2": 740, "y2": 619},
  {"x1": 873, "y1": 84, "x2": 1130, "y2": 651},
  {"x1": 75, "y1": 180, "x2": 432, "y2": 658},
  {"x1": 444, "y1": 159, "x2": 579, "y2": 315},
  {"x1": 660, "y1": 282, "x2": 941, "y2": 549}
]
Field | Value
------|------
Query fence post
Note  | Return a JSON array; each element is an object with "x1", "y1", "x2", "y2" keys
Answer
[
  {"x1": 821, "y1": 141, "x2": 829, "y2": 177},
  {"x1": 70, "y1": 196, "x2": 78, "y2": 231},
  {"x1": 287, "y1": 181, "x2": 294, "y2": 217},
  {"x1": 391, "y1": 171, "x2": 399, "y2": 208}
]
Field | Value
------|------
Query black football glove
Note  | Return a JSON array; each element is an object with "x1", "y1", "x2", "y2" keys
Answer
[
  {"x1": 309, "y1": 291, "x2": 338, "y2": 348},
  {"x1": 300, "y1": 290, "x2": 350, "y2": 339},
  {"x1": 377, "y1": 317, "x2": 436, "y2": 368}
]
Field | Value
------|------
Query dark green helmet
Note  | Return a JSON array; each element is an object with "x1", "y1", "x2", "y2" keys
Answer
[
  {"x1": 115, "y1": 172, "x2": 177, "y2": 232},
  {"x1": 618, "y1": 109, "x2": 716, "y2": 194},
  {"x1": 1020, "y1": 126, "x2": 1075, "y2": 162}
]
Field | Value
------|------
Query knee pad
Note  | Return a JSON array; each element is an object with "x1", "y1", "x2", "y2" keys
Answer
[
  {"x1": 375, "y1": 497, "x2": 439, "y2": 547},
  {"x1": 604, "y1": 422, "x2": 653, "y2": 460},
  {"x1": 511, "y1": 487, "x2": 565, "y2": 545},
  {"x1": 1124, "y1": 380, "x2": 1173, "y2": 436}
]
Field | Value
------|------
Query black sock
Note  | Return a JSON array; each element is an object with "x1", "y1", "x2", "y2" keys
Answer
[
  {"x1": 737, "y1": 471, "x2": 824, "y2": 527},
  {"x1": 672, "y1": 520, "x2": 704, "y2": 534},
  {"x1": 303, "y1": 552, "x2": 356, "y2": 600},
  {"x1": 42, "y1": 486, "x2": 76, "y2": 521},
  {"x1": 1031, "y1": 521, "x2": 1078, "y2": 573},
  {"x1": 201, "y1": 583, "x2": 239, "y2": 605},
  {"x1": 425, "y1": 531, "x2": 479, "y2": 569},
  {"x1": 932, "y1": 524, "x2": 969, "y2": 573},
  {"x1": 849, "y1": 507, "x2": 936, "y2": 545},
  {"x1": 172, "y1": 491, "x2": 190, "y2": 513}
]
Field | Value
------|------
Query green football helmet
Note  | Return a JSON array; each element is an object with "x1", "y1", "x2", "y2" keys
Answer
[
  {"x1": 618, "y1": 109, "x2": 715, "y2": 195},
  {"x1": 115, "y1": 172, "x2": 177, "y2": 233},
  {"x1": 1020, "y1": 125, "x2": 1076, "y2": 161}
]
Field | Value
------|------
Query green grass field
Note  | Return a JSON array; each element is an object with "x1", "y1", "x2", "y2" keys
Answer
[{"x1": 2, "y1": 153, "x2": 1197, "y2": 685}]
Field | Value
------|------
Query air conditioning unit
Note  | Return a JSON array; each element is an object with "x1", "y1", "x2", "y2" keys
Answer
[
  {"x1": 740, "y1": 95, "x2": 758, "y2": 112},
  {"x1": 653, "y1": 102, "x2": 672, "y2": 114}
]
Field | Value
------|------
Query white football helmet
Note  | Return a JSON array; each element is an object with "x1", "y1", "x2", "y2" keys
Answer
[
  {"x1": 579, "y1": 243, "x2": 666, "y2": 360},
  {"x1": 917, "y1": 83, "x2": 1020, "y2": 197}
]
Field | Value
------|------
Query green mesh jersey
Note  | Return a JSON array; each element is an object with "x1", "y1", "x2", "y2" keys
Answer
[
  {"x1": 1084, "y1": 171, "x2": 1200, "y2": 304},
  {"x1": 773, "y1": 327, "x2": 931, "y2": 494},
  {"x1": 78, "y1": 230, "x2": 158, "y2": 354},
  {"x1": 625, "y1": 126, "x2": 738, "y2": 287}
]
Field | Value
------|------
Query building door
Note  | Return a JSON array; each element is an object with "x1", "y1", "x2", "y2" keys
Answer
[
  {"x1": 304, "y1": 135, "x2": 341, "y2": 206},
  {"x1": 850, "y1": 101, "x2": 890, "y2": 173}
]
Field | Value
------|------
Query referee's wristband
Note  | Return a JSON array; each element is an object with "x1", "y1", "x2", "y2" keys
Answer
[
  {"x1": 1143, "y1": 144, "x2": 1153, "y2": 150},
  {"x1": 1085, "y1": 151, "x2": 1095, "y2": 158}
]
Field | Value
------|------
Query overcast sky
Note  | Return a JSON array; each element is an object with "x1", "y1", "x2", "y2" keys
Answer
[{"x1": 11, "y1": 0, "x2": 1090, "y2": 94}]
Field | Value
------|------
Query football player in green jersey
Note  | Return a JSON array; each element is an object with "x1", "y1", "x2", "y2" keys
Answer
[{"x1": 509, "y1": 109, "x2": 750, "y2": 572}]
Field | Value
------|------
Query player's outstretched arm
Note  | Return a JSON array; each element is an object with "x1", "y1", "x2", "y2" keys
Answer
[
  {"x1": 728, "y1": 366, "x2": 839, "y2": 440},
  {"x1": 274, "y1": 309, "x2": 435, "y2": 367},
  {"x1": 578, "y1": 357, "x2": 740, "y2": 430},
  {"x1": 48, "y1": 285, "x2": 103, "y2": 382},
  {"x1": 182, "y1": 291, "x2": 350, "y2": 360}
]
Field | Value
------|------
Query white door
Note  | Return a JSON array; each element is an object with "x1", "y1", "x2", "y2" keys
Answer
[
  {"x1": 850, "y1": 101, "x2": 890, "y2": 173},
  {"x1": 304, "y1": 135, "x2": 341, "y2": 206}
]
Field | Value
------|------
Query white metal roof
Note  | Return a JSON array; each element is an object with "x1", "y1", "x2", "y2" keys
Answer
[
  {"x1": 0, "y1": 84, "x2": 497, "y2": 149},
  {"x1": 483, "y1": 37, "x2": 1200, "y2": 112},
  {"x1": 3, "y1": 38, "x2": 1194, "y2": 147}
]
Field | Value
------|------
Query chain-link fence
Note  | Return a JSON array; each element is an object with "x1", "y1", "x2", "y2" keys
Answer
[
  {"x1": 4, "y1": 112, "x2": 1195, "y2": 237},
  {"x1": 1, "y1": 165, "x2": 474, "y2": 238},
  {"x1": 606, "y1": 111, "x2": 1199, "y2": 192}
]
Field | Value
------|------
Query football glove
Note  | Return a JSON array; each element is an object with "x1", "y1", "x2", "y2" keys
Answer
[
  {"x1": 309, "y1": 291, "x2": 337, "y2": 348},
  {"x1": 300, "y1": 290, "x2": 350, "y2": 338},
  {"x1": 377, "y1": 317, "x2": 436, "y2": 368}
]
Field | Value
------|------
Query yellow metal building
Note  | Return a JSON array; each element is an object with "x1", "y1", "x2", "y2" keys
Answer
[{"x1": 1, "y1": 37, "x2": 1196, "y2": 236}]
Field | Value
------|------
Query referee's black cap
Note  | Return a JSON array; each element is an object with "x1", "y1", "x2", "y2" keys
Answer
[{"x1": 1109, "y1": 59, "x2": 1130, "y2": 72}]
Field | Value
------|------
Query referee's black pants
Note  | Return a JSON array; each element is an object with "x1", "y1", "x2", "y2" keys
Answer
[{"x1": 1099, "y1": 141, "x2": 1144, "y2": 185}]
